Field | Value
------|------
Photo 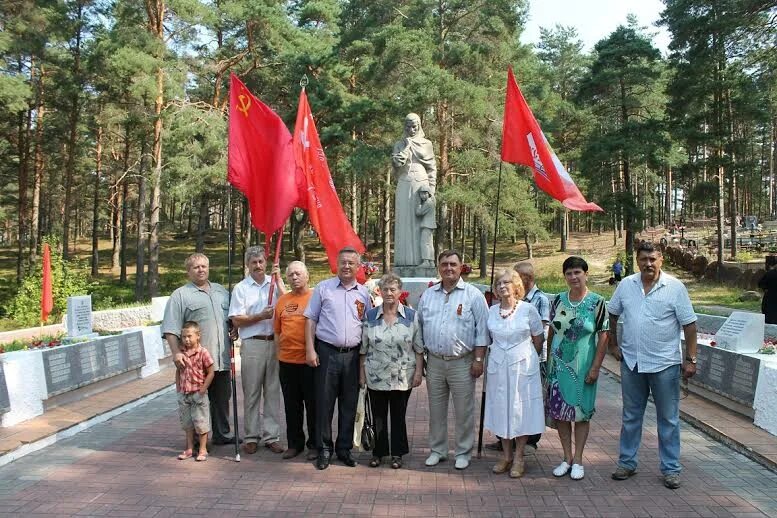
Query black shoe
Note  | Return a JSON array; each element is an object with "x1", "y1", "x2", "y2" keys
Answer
[
  {"x1": 212, "y1": 436, "x2": 243, "y2": 445},
  {"x1": 336, "y1": 451, "x2": 357, "y2": 467},
  {"x1": 485, "y1": 440, "x2": 503, "y2": 451},
  {"x1": 316, "y1": 450, "x2": 331, "y2": 470}
]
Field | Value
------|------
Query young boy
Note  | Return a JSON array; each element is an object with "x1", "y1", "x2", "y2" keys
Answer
[
  {"x1": 176, "y1": 321, "x2": 215, "y2": 461},
  {"x1": 415, "y1": 185, "x2": 437, "y2": 267}
]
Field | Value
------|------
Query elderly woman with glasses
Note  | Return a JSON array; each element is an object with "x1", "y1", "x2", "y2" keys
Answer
[
  {"x1": 484, "y1": 268, "x2": 545, "y2": 478},
  {"x1": 359, "y1": 272, "x2": 424, "y2": 469}
]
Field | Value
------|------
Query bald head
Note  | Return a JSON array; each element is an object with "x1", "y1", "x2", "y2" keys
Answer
[{"x1": 285, "y1": 261, "x2": 310, "y2": 293}]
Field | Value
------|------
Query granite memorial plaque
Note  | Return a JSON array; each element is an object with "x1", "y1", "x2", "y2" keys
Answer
[
  {"x1": 43, "y1": 347, "x2": 78, "y2": 395},
  {"x1": 714, "y1": 311, "x2": 764, "y2": 354},
  {"x1": 125, "y1": 332, "x2": 145, "y2": 368},
  {"x1": 66, "y1": 295, "x2": 93, "y2": 338},
  {"x1": 0, "y1": 363, "x2": 10, "y2": 414},
  {"x1": 691, "y1": 343, "x2": 760, "y2": 405}
]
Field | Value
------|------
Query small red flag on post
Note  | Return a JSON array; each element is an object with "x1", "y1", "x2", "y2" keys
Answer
[
  {"x1": 292, "y1": 89, "x2": 365, "y2": 272},
  {"x1": 41, "y1": 243, "x2": 53, "y2": 323},
  {"x1": 501, "y1": 67, "x2": 603, "y2": 212},
  {"x1": 227, "y1": 73, "x2": 303, "y2": 235}
]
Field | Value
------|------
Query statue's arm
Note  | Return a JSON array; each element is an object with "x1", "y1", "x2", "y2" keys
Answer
[{"x1": 392, "y1": 140, "x2": 410, "y2": 168}]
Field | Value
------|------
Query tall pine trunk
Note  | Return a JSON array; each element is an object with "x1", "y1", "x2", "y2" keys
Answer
[{"x1": 91, "y1": 122, "x2": 103, "y2": 276}]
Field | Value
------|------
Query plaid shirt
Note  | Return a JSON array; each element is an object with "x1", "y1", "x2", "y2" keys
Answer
[{"x1": 176, "y1": 346, "x2": 214, "y2": 394}]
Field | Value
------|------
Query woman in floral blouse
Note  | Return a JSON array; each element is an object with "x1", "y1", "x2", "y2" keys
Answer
[{"x1": 359, "y1": 272, "x2": 424, "y2": 469}]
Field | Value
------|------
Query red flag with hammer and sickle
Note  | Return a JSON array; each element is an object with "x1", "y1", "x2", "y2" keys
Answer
[{"x1": 228, "y1": 73, "x2": 304, "y2": 234}]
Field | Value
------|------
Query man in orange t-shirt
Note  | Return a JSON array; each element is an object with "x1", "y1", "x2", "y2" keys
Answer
[{"x1": 274, "y1": 261, "x2": 316, "y2": 460}]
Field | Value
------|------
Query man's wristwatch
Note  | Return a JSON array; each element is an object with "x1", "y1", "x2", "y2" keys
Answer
[{"x1": 685, "y1": 356, "x2": 697, "y2": 364}]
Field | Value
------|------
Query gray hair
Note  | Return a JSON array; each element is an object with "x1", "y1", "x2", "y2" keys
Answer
[
  {"x1": 286, "y1": 260, "x2": 308, "y2": 276},
  {"x1": 338, "y1": 246, "x2": 361, "y2": 263},
  {"x1": 244, "y1": 246, "x2": 266, "y2": 263},
  {"x1": 378, "y1": 271, "x2": 403, "y2": 290},
  {"x1": 513, "y1": 261, "x2": 535, "y2": 280}
]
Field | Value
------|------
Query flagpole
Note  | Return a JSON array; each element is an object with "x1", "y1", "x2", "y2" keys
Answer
[
  {"x1": 477, "y1": 161, "x2": 504, "y2": 459},
  {"x1": 227, "y1": 126, "x2": 241, "y2": 463}
]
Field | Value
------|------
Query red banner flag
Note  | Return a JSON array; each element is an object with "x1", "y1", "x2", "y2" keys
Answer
[
  {"x1": 227, "y1": 73, "x2": 302, "y2": 234},
  {"x1": 41, "y1": 243, "x2": 53, "y2": 323},
  {"x1": 501, "y1": 67, "x2": 603, "y2": 212},
  {"x1": 292, "y1": 89, "x2": 365, "y2": 272}
]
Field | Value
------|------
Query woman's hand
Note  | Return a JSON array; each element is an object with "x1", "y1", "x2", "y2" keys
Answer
[
  {"x1": 584, "y1": 366, "x2": 600, "y2": 384},
  {"x1": 412, "y1": 371, "x2": 423, "y2": 388}
]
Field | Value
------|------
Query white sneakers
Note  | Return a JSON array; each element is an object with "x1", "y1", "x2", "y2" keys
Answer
[
  {"x1": 424, "y1": 452, "x2": 447, "y2": 466},
  {"x1": 424, "y1": 452, "x2": 470, "y2": 470},
  {"x1": 553, "y1": 460, "x2": 584, "y2": 479},
  {"x1": 553, "y1": 461, "x2": 571, "y2": 477},
  {"x1": 454, "y1": 457, "x2": 470, "y2": 470}
]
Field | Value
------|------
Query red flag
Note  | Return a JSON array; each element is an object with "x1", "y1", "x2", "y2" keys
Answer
[
  {"x1": 501, "y1": 67, "x2": 603, "y2": 212},
  {"x1": 292, "y1": 89, "x2": 365, "y2": 272},
  {"x1": 41, "y1": 243, "x2": 53, "y2": 323},
  {"x1": 227, "y1": 73, "x2": 302, "y2": 234}
]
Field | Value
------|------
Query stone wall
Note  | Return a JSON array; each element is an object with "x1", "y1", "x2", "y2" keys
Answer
[{"x1": 661, "y1": 243, "x2": 766, "y2": 291}]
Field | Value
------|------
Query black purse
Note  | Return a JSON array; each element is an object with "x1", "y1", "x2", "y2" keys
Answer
[{"x1": 361, "y1": 390, "x2": 376, "y2": 451}]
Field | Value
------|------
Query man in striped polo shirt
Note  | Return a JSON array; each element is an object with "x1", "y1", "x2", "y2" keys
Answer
[{"x1": 608, "y1": 242, "x2": 698, "y2": 490}]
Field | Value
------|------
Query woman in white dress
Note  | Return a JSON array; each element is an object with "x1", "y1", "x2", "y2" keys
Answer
[{"x1": 484, "y1": 268, "x2": 545, "y2": 478}]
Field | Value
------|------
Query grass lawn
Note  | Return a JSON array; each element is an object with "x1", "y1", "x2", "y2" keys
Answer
[{"x1": 0, "y1": 228, "x2": 760, "y2": 330}]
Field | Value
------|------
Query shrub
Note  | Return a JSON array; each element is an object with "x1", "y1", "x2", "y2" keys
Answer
[{"x1": 5, "y1": 241, "x2": 94, "y2": 327}]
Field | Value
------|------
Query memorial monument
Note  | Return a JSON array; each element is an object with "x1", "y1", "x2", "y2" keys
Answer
[{"x1": 392, "y1": 113, "x2": 438, "y2": 277}]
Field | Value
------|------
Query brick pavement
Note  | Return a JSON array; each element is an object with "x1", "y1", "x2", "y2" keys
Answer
[{"x1": 0, "y1": 371, "x2": 776, "y2": 517}]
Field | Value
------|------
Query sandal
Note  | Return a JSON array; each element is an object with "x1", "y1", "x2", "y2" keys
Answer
[
  {"x1": 195, "y1": 452, "x2": 208, "y2": 462},
  {"x1": 177, "y1": 449, "x2": 193, "y2": 460},
  {"x1": 390, "y1": 456, "x2": 403, "y2": 469},
  {"x1": 369, "y1": 457, "x2": 382, "y2": 468}
]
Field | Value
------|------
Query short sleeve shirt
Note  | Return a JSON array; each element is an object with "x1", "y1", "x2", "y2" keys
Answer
[
  {"x1": 161, "y1": 282, "x2": 231, "y2": 371},
  {"x1": 417, "y1": 278, "x2": 490, "y2": 356},
  {"x1": 274, "y1": 290, "x2": 313, "y2": 364},
  {"x1": 228, "y1": 275, "x2": 273, "y2": 339},
  {"x1": 361, "y1": 305, "x2": 424, "y2": 391},
  {"x1": 176, "y1": 347, "x2": 214, "y2": 394},
  {"x1": 303, "y1": 277, "x2": 372, "y2": 348},
  {"x1": 608, "y1": 271, "x2": 697, "y2": 373}
]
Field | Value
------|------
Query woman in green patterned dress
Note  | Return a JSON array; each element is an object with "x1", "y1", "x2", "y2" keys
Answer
[{"x1": 546, "y1": 256, "x2": 609, "y2": 481}]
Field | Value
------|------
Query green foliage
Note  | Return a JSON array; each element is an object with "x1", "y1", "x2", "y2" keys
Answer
[{"x1": 5, "y1": 241, "x2": 93, "y2": 327}]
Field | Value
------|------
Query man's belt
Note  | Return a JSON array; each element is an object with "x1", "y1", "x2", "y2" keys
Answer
[
  {"x1": 246, "y1": 334, "x2": 274, "y2": 341},
  {"x1": 427, "y1": 349, "x2": 473, "y2": 361},
  {"x1": 316, "y1": 338, "x2": 358, "y2": 353}
]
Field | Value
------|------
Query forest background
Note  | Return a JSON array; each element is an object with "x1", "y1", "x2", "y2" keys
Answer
[{"x1": 0, "y1": 0, "x2": 775, "y2": 327}]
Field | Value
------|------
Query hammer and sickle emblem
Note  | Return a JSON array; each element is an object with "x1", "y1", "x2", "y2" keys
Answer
[{"x1": 237, "y1": 93, "x2": 251, "y2": 117}]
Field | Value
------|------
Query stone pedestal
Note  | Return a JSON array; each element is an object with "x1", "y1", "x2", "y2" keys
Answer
[{"x1": 394, "y1": 265, "x2": 437, "y2": 278}]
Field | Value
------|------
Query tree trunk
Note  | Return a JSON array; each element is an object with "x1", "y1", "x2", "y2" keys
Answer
[
  {"x1": 524, "y1": 230, "x2": 533, "y2": 259},
  {"x1": 16, "y1": 107, "x2": 30, "y2": 283},
  {"x1": 120, "y1": 178, "x2": 129, "y2": 283},
  {"x1": 135, "y1": 136, "x2": 149, "y2": 301},
  {"x1": 559, "y1": 208, "x2": 568, "y2": 252},
  {"x1": 382, "y1": 166, "x2": 391, "y2": 272},
  {"x1": 29, "y1": 65, "x2": 46, "y2": 265},
  {"x1": 91, "y1": 123, "x2": 103, "y2": 276},
  {"x1": 196, "y1": 194, "x2": 208, "y2": 252},
  {"x1": 479, "y1": 222, "x2": 487, "y2": 279}
]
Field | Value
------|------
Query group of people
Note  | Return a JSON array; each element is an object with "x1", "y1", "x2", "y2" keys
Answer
[{"x1": 160, "y1": 241, "x2": 698, "y2": 490}]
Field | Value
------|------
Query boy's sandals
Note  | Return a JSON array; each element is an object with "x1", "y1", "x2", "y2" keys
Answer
[
  {"x1": 390, "y1": 456, "x2": 403, "y2": 469},
  {"x1": 177, "y1": 449, "x2": 193, "y2": 460},
  {"x1": 368, "y1": 457, "x2": 382, "y2": 468},
  {"x1": 195, "y1": 452, "x2": 208, "y2": 462}
]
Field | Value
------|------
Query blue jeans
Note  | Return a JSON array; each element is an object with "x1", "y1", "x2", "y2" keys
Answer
[{"x1": 618, "y1": 362, "x2": 681, "y2": 475}]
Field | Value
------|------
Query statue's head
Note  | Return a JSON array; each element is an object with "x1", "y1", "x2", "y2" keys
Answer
[
  {"x1": 404, "y1": 113, "x2": 423, "y2": 138},
  {"x1": 418, "y1": 184, "x2": 432, "y2": 200}
]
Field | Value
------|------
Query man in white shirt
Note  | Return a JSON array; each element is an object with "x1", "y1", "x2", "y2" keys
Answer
[
  {"x1": 608, "y1": 242, "x2": 698, "y2": 490},
  {"x1": 229, "y1": 246, "x2": 286, "y2": 455}
]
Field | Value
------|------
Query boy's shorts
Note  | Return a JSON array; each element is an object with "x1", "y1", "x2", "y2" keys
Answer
[{"x1": 177, "y1": 391, "x2": 211, "y2": 434}]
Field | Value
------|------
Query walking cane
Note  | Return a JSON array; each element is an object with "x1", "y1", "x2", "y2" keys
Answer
[
  {"x1": 476, "y1": 161, "x2": 505, "y2": 458},
  {"x1": 227, "y1": 185, "x2": 241, "y2": 462}
]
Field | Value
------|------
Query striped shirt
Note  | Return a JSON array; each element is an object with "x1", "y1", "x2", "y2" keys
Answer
[
  {"x1": 608, "y1": 271, "x2": 697, "y2": 373},
  {"x1": 524, "y1": 285, "x2": 550, "y2": 322},
  {"x1": 417, "y1": 278, "x2": 490, "y2": 357}
]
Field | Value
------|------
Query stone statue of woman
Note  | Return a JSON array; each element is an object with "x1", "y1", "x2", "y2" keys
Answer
[{"x1": 392, "y1": 113, "x2": 437, "y2": 267}]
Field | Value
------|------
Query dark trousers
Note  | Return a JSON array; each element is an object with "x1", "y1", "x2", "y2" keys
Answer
[
  {"x1": 279, "y1": 361, "x2": 316, "y2": 451},
  {"x1": 314, "y1": 339, "x2": 360, "y2": 454},
  {"x1": 209, "y1": 370, "x2": 233, "y2": 441},
  {"x1": 369, "y1": 388, "x2": 411, "y2": 458}
]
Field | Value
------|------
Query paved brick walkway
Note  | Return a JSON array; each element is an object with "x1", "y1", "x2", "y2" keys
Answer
[{"x1": 0, "y1": 371, "x2": 776, "y2": 517}]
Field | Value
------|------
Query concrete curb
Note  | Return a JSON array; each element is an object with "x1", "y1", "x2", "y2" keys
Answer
[
  {"x1": 0, "y1": 384, "x2": 174, "y2": 468},
  {"x1": 600, "y1": 364, "x2": 777, "y2": 475}
]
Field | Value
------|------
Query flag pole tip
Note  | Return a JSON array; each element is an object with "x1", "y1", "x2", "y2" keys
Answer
[{"x1": 300, "y1": 75, "x2": 308, "y2": 88}]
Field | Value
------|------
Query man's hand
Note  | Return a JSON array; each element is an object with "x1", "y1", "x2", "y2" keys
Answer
[
  {"x1": 584, "y1": 366, "x2": 600, "y2": 384},
  {"x1": 306, "y1": 349, "x2": 320, "y2": 368},
  {"x1": 198, "y1": 387, "x2": 207, "y2": 396},
  {"x1": 682, "y1": 361, "x2": 697, "y2": 380},
  {"x1": 359, "y1": 371, "x2": 366, "y2": 388},
  {"x1": 174, "y1": 352, "x2": 186, "y2": 370},
  {"x1": 412, "y1": 371, "x2": 423, "y2": 388},
  {"x1": 257, "y1": 306, "x2": 274, "y2": 321},
  {"x1": 610, "y1": 345, "x2": 623, "y2": 361},
  {"x1": 470, "y1": 360, "x2": 484, "y2": 379}
]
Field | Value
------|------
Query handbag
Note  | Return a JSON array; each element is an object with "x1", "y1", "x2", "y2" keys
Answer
[{"x1": 361, "y1": 389, "x2": 376, "y2": 452}]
